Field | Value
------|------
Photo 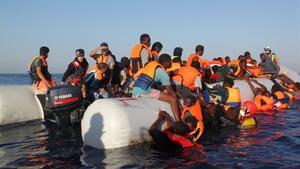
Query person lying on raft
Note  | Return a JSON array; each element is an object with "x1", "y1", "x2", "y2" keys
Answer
[
  {"x1": 85, "y1": 63, "x2": 108, "y2": 102},
  {"x1": 149, "y1": 111, "x2": 196, "y2": 150},
  {"x1": 132, "y1": 54, "x2": 180, "y2": 121},
  {"x1": 246, "y1": 79, "x2": 275, "y2": 111},
  {"x1": 271, "y1": 83, "x2": 294, "y2": 110}
]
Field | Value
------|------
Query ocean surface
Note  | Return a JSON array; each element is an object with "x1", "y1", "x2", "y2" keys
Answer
[{"x1": 0, "y1": 74, "x2": 300, "y2": 169}]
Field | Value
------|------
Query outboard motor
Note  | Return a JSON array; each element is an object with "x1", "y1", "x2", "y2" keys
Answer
[{"x1": 45, "y1": 85, "x2": 85, "y2": 128}]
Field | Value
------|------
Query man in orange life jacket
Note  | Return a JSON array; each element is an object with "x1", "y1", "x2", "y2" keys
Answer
[
  {"x1": 151, "y1": 42, "x2": 163, "y2": 61},
  {"x1": 130, "y1": 33, "x2": 152, "y2": 74},
  {"x1": 90, "y1": 42, "x2": 115, "y2": 85},
  {"x1": 186, "y1": 45, "x2": 208, "y2": 68},
  {"x1": 172, "y1": 61, "x2": 207, "y2": 107},
  {"x1": 29, "y1": 46, "x2": 56, "y2": 94},
  {"x1": 85, "y1": 63, "x2": 108, "y2": 101},
  {"x1": 149, "y1": 111, "x2": 196, "y2": 150},
  {"x1": 62, "y1": 49, "x2": 89, "y2": 97},
  {"x1": 132, "y1": 54, "x2": 180, "y2": 121}
]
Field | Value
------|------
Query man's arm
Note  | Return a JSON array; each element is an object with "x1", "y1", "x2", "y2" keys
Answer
[
  {"x1": 89, "y1": 47, "x2": 101, "y2": 60},
  {"x1": 36, "y1": 67, "x2": 52, "y2": 87}
]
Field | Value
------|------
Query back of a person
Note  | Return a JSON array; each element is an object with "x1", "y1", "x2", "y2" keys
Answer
[{"x1": 172, "y1": 66, "x2": 200, "y2": 91}]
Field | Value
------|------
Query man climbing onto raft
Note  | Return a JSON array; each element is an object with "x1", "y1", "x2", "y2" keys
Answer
[{"x1": 132, "y1": 54, "x2": 181, "y2": 121}]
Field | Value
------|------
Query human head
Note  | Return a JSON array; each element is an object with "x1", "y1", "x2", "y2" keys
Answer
[
  {"x1": 239, "y1": 59, "x2": 247, "y2": 70},
  {"x1": 225, "y1": 56, "x2": 231, "y2": 64},
  {"x1": 184, "y1": 116, "x2": 197, "y2": 131},
  {"x1": 172, "y1": 121, "x2": 191, "y2": 135},
  {"x1": 191, "y1": 61, "x2": 201, "y2": 71},
  {"x1": 173, "y1": 47, "x2": 183, "y2": 57},
  {"x1": 260, "y1": 53, "x2": 266, "y2": 62},
  {"x1": 120, "y1": 57, "x2": 130, "y2": 69},
  {"x1": 195, "y1": 45, "x2": 204, "y2": 56},
  {"x1": 140, "y1": 33, "x2": 151, "y2": 47},
  {"x1": 183, "y1": 95, "x2": 197, "y2": 107},
  {"x1": 75, "y1": 49, "x2": 85, "y2": 63},
  {"x1": 238, "y1": 55, "x2": 245, "y2": 60},
  {"x1": 212, "y1": 65, "x2": 219, "y2": 73},
  {"x1": 223, "y1": 78, "x2": 234, "y2": 88},
  {"x1": 216, "y1": 57, "x2": 223, "y2": 63},
  {"x1": 172, "y1": 57, "x2": 182, "y2": 65},
  {"x1": 151, "y1": 42, "x2": 163, "y2": 53},
  {"x1": 264, "y1": 47, "x2": 271, "y2": 54},
  {"x1": 244, "y1": 51, "x2": 251, "y2": 59},
  {"x1": 97, "y1": 63, "x2": 108, "y2": 73},
  {"x1": 100, "y1": 42, "x2": 109, "y2": 54},
  {"x1": 39, "y1": 46, "x2": 50, "y2": 58},
  {"x1": 271, "y1": 84, "x2": 282, "y2": 93},
  {"x1": 158, "y1": 53, "x2": 172, "y2": 69}
]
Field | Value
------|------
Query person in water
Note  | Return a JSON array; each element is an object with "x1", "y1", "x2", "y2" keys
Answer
[
  {"x1": 132, "y1": 54, "x2": 180, "y2": 121},
  {"x1": 85, "y1": 63, "x2": 108, "y2": 101},
  {"x1": 149, "y1": 111, "x2": 196, "y2": 150},
  {"x1": 29, "y1": 46, "x2": 56, "y2": 94},
  {"x1": 130, "y1": 33, "x2": 152, "y2": 74},
  {"x1": 151, "y1": 42, "x2": 163, "y2": 61},
  {"x1": 90, "y1": 42, "x2": 116, "y2": 85},
  {"x1": 61, "y1": 49, "x2": 89, "y2": 97}
]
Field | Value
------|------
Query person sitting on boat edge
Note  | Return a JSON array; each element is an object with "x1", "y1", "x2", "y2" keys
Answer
[
  {"x1": 29, "y1": 46, "x2": 56, "y2": 94},
  {"x1": 132, "y1": 54, "x2": 180, "y2": 121},
  {"x1": 61, "y1": 49, "x2": 89, "y2": 98},
  {"x1": 85, "y1": 63, "x2": 108, "y2": 102},
  {"x1": 149, "y1": 111, "x2": 196, "y2": 150}
]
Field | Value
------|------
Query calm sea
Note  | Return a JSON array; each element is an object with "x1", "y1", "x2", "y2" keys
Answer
[{"x1": 0, "y1": 74, "x2": 300, "y2": 169}]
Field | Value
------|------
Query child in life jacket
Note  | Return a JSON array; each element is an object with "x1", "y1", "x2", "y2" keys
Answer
[{"x1": 149, "y1": 111, "x2": 197, "y2": 150}]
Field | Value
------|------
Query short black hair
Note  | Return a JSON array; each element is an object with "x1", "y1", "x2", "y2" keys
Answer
[
  {"x1": 140, "y1": 33, "x2": 150, "y2": 42},
  {"x1": 238, "y1": 55, "x2": 245, "y2": 60},
  {"x1": 158, "y1": 53, "x2": 171, "y2": 65},
  {"x1": 184, "y1": 116, "x2": 197, "y2": 129},
  {"x1": 173, "y1": 47, "x2": 183, "y2": 57},
  {"x1": 120, "y1": 57, "x2": 130, "y2": 69},
  {"x1": 191, "y1": 61, "x2": 201, "y2": 70},
  {"x1": 244, "y1": 51, "x2": 251, "y2": 58},
  {"x1": 212, "y1": 65, "x2": 219, "y2": 73},
  {"x1": 100, "y1": 42, "x2": 108, "y2": 47},
  {"x1": 271, "y1": 84, "x2": 282, "y2": 93},
  {"x1": 172, "y1": 57, "x2": 182, "y2": 64},
  {"x1": 195, "y1": 45, "x2": 204, "y2": 53},
  {"x1": 40, "y1": 46, "x2": 49, "y2": 56},
  {"x1": 76, "y1": 49, "x2": 84, "y2": 55},
  {"x1": 173, "y1": 121, "x2": 191, "y2": 135},
  {"x1": 151, "y1": 42, "x2": 163, "y2": 51}
]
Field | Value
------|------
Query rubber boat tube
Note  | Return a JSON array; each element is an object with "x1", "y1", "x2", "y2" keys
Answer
[{"x1": 0, "y1": 85, "x2": 44, "y2": 125}]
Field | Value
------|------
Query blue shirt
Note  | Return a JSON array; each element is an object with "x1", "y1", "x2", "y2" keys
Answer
[{"x1": 132, "y1": 67, "x2": 170, "y2": 96}]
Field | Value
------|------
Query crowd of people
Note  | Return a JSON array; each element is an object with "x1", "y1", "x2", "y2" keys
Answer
[{"x1": 28, "y1": 33, "x2": 300, "y2": 149}]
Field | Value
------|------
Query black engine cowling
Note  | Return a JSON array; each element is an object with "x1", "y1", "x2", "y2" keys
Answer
[{"x1": 45, "y1": 85, "x2": 85, "y2": 128}]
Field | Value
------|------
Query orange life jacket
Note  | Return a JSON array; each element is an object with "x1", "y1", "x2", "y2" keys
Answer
[
  {"x1": 89, "y1": 65, "x2": 104, "y2": 81},
  {"x1": 164, "y1": 129, "x2": 194, "y2": 148},
  {"x1": 273, "y1": 91, "x2": 290, "y2": 109},
  {"x1": 130, "y1": 44, "x2": 152, "y2": 74},
  {"x1": 133, "y1": 61, "x2": 164, "y2": 90},
  {"x1": 96, "y1": 54, "x2": 108, "y2": 64},
  {"x1": 228, "y1": 59, "x2": 241, "y2": 77},
  {"x1": 254, "y1": 95, "x2": 275, "y2": 111},
  {"x1": 247, "y1": 66, "x2": 262, "y2": 77},
  {"x1": 186, "y1": 54, "x2": 208, "y2": 68},
  {"x1": 181, "y1": 100, "x2": 204, "y2": 142},
  {"x1": 166, "y1": 62, "x2": 181, "y2": 73},
  {"x1": 172, "y1": 66, "x2": 202, "y2": 91}
]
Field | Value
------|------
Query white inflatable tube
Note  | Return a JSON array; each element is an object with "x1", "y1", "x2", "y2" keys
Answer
[
  {"x1": 81, "y1": 67, "x2": 300, "y2": 150},
  {"x1": 81, "y1": 98, "x2": 173, "y2": 149},
  {"x1": 0, "y1": 85, "x2": 44, "y2": 125},
  {"x1": 279, "y1": 65, "x2": 300, "y2": 82}
]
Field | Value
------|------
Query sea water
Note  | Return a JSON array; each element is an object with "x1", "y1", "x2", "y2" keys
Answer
[{"x1": 0, "y1": 74, "x2": 299, "y2": 169}]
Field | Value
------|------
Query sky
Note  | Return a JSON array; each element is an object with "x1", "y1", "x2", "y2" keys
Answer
[{"x1": 0, "y1": 0, "x2": 299, "y2": 73}]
